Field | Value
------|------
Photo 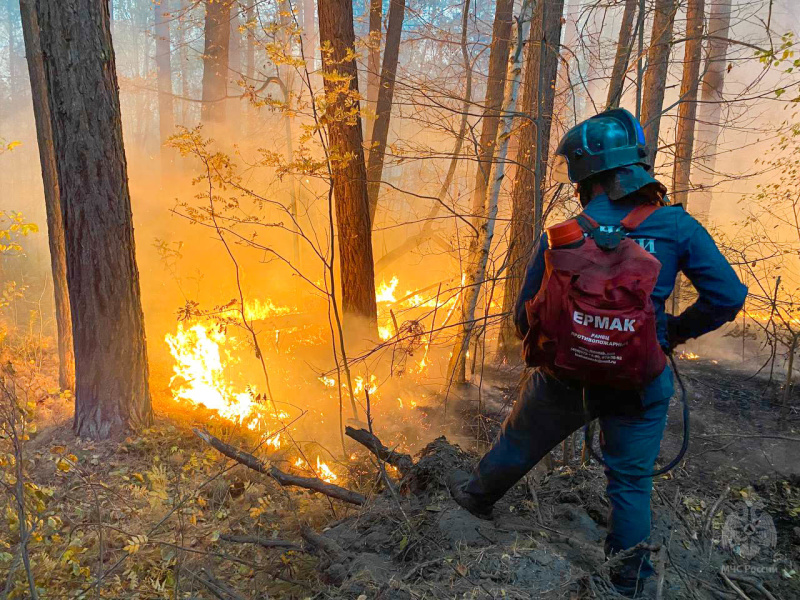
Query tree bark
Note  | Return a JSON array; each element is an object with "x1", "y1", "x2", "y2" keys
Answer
[
  {"x1": 671, "y1": 0, "x2": 705, "y2": 207},
  {"x1": 365, "y1": 0, "x2": 381, "y2": 144},
  {"x1": 449, "y1": 0, "x2": 534, "y2": 384},
  {"x1": 318, "y1": 0, "x2": 378, "y2": 324},
  {"x1": 606, "y1": 0, "x2": 638, "y2": 110},
  {"x1": 468, "y1": 0, "x2": 514, "y2": 224},
  {"x1": 374, "y1": 0, "x2": 473, "y2": 276},
  {"x1": 34, "y1": 0, "x2": 152, "y2": 438},
  {"x1": 18, "y1": 0, "x2": 75, "y2": 393},
  {"x1": 201, "y1": 0, "x2": 232, "y2": 125},
  {"x1": 690, "y1": 0, "x2": 731, "y2": 224},
  {"x1": 154, "y1": 0, "x2": 174, "y2": 172},
  {"x1": 497, "y1": 0, "x2": 564, "y2": 362},
  {"x1": 228, "y1": 3, "x2": 242, "y2": 134},
  {"x1": 366, "y1": 0, "x2": 406, "y2": 224},
  {"x1": 640, "y1": 0, "x2": 677, "y2": 165}
]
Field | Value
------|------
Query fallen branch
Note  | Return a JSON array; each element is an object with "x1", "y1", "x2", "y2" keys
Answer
[
  {"x1": 219, "y1": 534, "x2": 301, "y2": 551},
  {"x1": 698, "y1": 434, "x2": 800, "y2": 443},
  {"x1": 727, "y1": 573, "x2": 779, "y2": 600},
  {"x1": 345, "y1": 426, "x2": 414, "y2": 475},
  {"x1": 300, "y1": 525, "x2": 346, "y2": 557},
  {"x1": 195, "y1": 568, "x2": 248, "y2": 600},
  {"x1": 193, "y1": 429, "x2": 366, "y2": 505},
  {"x1": 720, "y1": 568, "x2": 754, "y2": 600}
]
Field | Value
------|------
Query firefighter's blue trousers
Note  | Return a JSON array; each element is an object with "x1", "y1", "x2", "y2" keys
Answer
[{"x1": 464, "y1": 368, "x2": 670, "y2": 579}]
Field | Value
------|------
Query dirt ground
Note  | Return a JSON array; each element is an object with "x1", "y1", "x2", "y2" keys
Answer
[{"x1": 4, "y1": 354, "x2": 799, "y2": 599}]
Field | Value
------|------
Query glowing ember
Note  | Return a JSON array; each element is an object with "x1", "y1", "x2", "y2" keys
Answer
[{"x1": 678, "y1": 351, "x2": 700, "y2": 360}]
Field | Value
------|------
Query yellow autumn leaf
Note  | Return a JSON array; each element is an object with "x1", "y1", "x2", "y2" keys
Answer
[
  {"x1": 6, "y1": 140, "x2": 21, "y2": 151},
  {"x1": 124, "y1": 534, "x2": 148, "y2": 554},
  {"x1": 56, "y1": 459, "x2": 71, "y2": 472}
]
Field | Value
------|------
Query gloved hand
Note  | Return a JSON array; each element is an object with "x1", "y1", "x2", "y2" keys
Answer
[{"x1": 664, "y1": 314, "x2": 688, "y2": 354}]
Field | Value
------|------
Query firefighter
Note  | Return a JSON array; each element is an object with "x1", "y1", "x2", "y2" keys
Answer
[{"x1": 448, "y1": 108, "x2": 748, "y2": 597}]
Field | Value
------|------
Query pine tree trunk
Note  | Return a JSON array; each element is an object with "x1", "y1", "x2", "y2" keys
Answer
[
  {"x1": 178, "y1": 0, "x2": 191, "y2": 125},
  {"x1": 640, "y1": 0, "x2": 677, "y2": 164},
  {"x1": 365, "y1": 0, "x2": 381, "y2": 144},
  {"x1": 497, "y1": 0, "x2": 564, "y2": 362},
  {"x1": 374, "y1": 0, "x2": 472, "y2": 276},
  {"x1": 154, "y1": 0, "x2": 174, "y2": 173},
  {"x1": 671, "y1": 0, "x2": 705, "y2": 206},
  {"x1": 201, "y1": 0, "x2": 231, "y2": 125},
  {"x1": 690, "y1": 0, "x2": 731, "y2": 225},
  {"x1": 449, "y1": 0, "x2": 534, "y2": 384},
  {"x1": 606, "y1": 0, "x2": 637, "y2": 110},
  {"x1": 366, "y1": 0, "x2": 405, "y2": 224},
  {"x1": 468, "y1": 0, "x2": 514, "y2": 224},
  {"x1": 34, "y1": 0, "x2": 152, "y2": 439},
  {"x1": 228, "y1": 4, "x2": 242, "y2": 135},
  {"x1": 18, "y1": 0, "x2": 75, "y2": 393},
  {"x1": 318, "y1": 0, "x2": 378, "y2": 324}
]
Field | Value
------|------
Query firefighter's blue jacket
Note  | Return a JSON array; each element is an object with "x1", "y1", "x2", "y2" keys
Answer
[
  {"x1": 514, "y1": 193, "x2": 748, "y2": 405},
  {"x1": 464, "y1": 193, "x2": 747, "y2": 584}
]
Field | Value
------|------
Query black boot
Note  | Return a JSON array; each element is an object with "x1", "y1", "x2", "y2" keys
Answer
[{"x1": 446, "y1": 470, "x2": 494, "y2": 520}]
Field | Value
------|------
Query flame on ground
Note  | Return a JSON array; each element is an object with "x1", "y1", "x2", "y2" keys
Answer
[{"x1": 165, "y1": 323, "x2": 265, "y2": 428}]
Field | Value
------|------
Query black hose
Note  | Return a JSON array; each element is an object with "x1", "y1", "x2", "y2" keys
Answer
[{"x1": 583, "y1": 353, "x2": 689, "y2": 479}]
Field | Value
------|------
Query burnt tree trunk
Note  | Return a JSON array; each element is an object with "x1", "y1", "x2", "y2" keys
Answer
[
  {"x1": 497, "y1": 0, "x2": 564, "y2": 362},
  {"x1": 365, "y1": 0, "x2": 381, "y2": 143},
  {"x1": 640, "y1": 0, "x2": 677, "y2": 164},
  {"x1": 201, "y1": 0, "x2": 231, "y2": 125},
  {"x1": 318, "y1": 0, "x2": 378, "y2": 324},
  {"x1": 154, "y1": 0, "x2": 174, "y2": 172},
  {"x1": 18, "y1": 0, "x2": 75, "y2": 393},
  {"x1": 691, "y1": 0, "x2": 731, "y2": 225},
  {"x1": 606, "y1": 0, "x2": 637, "y2": 110},
  {"x1": 671, "y1": 0, "x2": 705, "y2": 206},
  {"x1": 669, "y1": 0, "x2": 705, "y2": 314},
  {"x1": 366, "y1": 0, "x2": 406, "y2": 224},
  {"x1": 34, "y1": 0, "x2": 152, "y2": 438},
  {"x1": 468, "y1": 0, "x2": 514, "y2": 223}
]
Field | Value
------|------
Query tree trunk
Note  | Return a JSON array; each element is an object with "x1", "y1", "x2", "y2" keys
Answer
[
  {"x1": 690, "y1": 0, "x2": 731, "y2": 225},
  {"x1": 178, "y1": 0, "x2": 191, "y2": 125},
  {"x1": 640, "y1": 0, "x2": 677, "y2": 165},
  {"x1": 318, "y1": 0, "x2": 378, "y2": 324},
  {"x1": 154, "y1": 0, "x2": 174, "y2": 173},
  {"x1": 366, "y1": 0, "x2": 406, "y2": 224},
  {"x1": 606, "y1": 0, "x2": 638, "y2": 110},
  {"x1": 365, "y1": 0, "x2": 381, "y2": 144},
  {"x1": 671, "y1": 0, "x2": 705, "y2": 207},
  {"x1": 497, "y1": 0, "x2": 564, "y2": 362},
  {"x1": 374, "y1": 0, "x2": 473, "y2": 276},
  {"x1": 468, "y1": 0, "x2": 514, "y2": 224},
  {"x1": 18, "y1": 0, "x2": 75, "y2": 393},
  {"x1": 228, "y1": 4, "x2": 242, "y2": 134},
  {"x1": 34, "y1": 0, "x2": 152, "y2": 438},
  {"x1": 449, "y1": 0, "x2": 534, "y2": 384},
  {"x1": 201, "y1": 0, "x2": 231, "y2": 125}
]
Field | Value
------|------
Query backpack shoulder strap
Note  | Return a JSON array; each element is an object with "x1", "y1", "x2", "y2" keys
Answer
[
  {"x1": 620, "y1": 204, "x2": 661, "y2": 231},
  {"x1": 576, "y1": 212, "x2": 599, "y2": 232}
]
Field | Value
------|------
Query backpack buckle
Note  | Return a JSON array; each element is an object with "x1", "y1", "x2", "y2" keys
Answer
[{"x1": 589, "y1": 229, "x2": 624, "y2": 250}]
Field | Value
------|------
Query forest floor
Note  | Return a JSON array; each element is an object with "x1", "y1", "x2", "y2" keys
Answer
[{"x1": 2, "y1": 350, "x2": 800, "y2": 599}]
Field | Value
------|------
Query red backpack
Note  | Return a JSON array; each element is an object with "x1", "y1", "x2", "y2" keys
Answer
[{"x1": 522, "y1": 204, "x2": 666, "y2": 389}]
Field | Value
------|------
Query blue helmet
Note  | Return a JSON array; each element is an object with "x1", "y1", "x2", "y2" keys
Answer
[{"x1": 553, "y1": 108, "x2": 651, "y2": 185}]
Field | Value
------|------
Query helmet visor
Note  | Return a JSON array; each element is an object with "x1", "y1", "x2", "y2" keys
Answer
[{"x1": 552, "y1": 153, "x2": 571, "y2": 183}]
